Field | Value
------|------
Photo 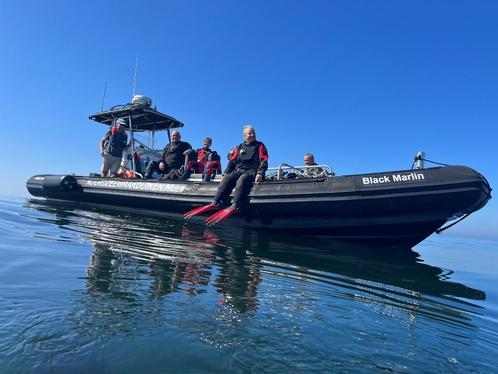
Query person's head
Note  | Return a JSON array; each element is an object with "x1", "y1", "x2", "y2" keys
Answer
[
  {"x1": 171, "y1": 131, "x2": 181, "y2": 142},
  {"x1": 243, "y1": 125, "x2": 256, "y2": 143},
  {"x1": 203, "y1": 137, "x2": 212, "y2": 149},
  {"x1": 304, "y1": 153, "x2": 315, "y2": 166},
  {"x1": 115, "y1": 118, "x2": 127, "y2": 133}
]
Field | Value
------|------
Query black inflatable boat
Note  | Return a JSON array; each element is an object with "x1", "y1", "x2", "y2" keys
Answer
[
  {"x1": 26, "y1": 97, "x2": 492, "y2": 247},
  {"x1": 26, "y1": 164, "x2": 491, "y2": 247}
]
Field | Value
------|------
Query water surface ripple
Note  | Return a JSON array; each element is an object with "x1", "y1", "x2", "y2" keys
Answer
[{"x1": 0, "y1": 198, "x2": 496, "y2": 372}]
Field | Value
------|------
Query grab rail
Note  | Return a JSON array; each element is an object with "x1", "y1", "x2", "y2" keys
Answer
[{"x1": 267, "y1": 163, "x2": 333, "y2": 180}]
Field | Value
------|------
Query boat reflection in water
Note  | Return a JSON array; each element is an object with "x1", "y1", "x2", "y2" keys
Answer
[
  {"x1": 86, "y1": 224, "x2": 263, "y2": 313},
  {"x1": 25, "y1": 198, "x2": 485, "y2": 325}
]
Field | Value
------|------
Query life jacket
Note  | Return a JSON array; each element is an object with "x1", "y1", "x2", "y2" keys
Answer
[{"x1": 105, "y1": 127, "x2": 128, "y2": 157}]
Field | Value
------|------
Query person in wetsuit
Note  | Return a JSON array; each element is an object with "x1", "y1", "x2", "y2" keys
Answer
[
  {"x1": 213, "y1": 125, "x2": 268, "y2": 210},
  {"x1": 144, "y1": 130, "x2": 192, "y2": 179},
  {"x1": 100, "y1": 118, "x2": 130, "y2": 177}
]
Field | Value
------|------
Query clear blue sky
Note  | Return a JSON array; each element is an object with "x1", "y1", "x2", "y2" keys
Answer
[{"x1": 1, "y1": 0, "x2": 496, "y2": 239}]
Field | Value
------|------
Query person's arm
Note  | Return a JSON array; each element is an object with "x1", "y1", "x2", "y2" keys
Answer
[
  {"x1": 160, "y1": 144, "x2": 169, "y2": 160},
  {"x1": 182, "y1": 143, "x2": 193, "y2": 157},
  {"x1": 255, "y1": 143, "x2": 269, "y2": 183},
  {"x1": 223, "y1": 146, "x2": 239, "y2": 175},
  {"x1": 100, "y1": 131, "x2": 110, "y2": 156}
]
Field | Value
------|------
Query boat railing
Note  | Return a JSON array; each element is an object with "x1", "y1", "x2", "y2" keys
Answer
[
  {"x1": 186, "y1": 163, "x2": 333, "y2": 183},
  {"x1": 266, "y1": 163, "x2": 334, "y2": 180}
]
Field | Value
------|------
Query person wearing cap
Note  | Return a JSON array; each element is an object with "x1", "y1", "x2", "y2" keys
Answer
[
  {"x1": 100, "y1": 119, "x2": 130, "y2": 177},
  {"x1": 144, "y1": 130, "x2": 192, "y2": 179}
]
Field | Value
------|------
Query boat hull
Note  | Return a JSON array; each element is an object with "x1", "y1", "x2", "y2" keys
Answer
[{"x1": 26, "y1": 166, "x2": 491, "y2": 247}]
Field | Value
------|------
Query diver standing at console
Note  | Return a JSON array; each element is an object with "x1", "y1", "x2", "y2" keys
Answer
[{"x1": 184, "y1": 125, "x2": 269, "y2": 226}]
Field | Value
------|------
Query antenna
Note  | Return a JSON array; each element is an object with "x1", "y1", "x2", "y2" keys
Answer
[
  {"x1": 132, "y1": 54, "x2": 138, "y2": 98},
  {"x1": 100, "y1": 82, "x2": 107, "y2": 112}
]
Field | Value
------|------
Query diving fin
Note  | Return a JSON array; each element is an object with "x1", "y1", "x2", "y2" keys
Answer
[
  {"x1": 205, "y1": 206, "x2": 238, "y2": 227},
  {"x1": 184, "y1": 203, "x2": 220, "y2": 219}
]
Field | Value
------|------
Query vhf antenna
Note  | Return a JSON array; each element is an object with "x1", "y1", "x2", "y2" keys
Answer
[
  {"x1": 132, "y1": 54, "x2": 138, "y2": 98},
  {"x1": 100, "y1": 81, "x2": 107, "y2": 112}
]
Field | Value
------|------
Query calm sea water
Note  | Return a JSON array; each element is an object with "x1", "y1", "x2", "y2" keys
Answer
[{"x1": 0, "y1": 197, "x2": 497, "y2": 373}]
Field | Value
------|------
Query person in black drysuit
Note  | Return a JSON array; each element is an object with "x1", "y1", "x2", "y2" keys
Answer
[
  {"x1": 213, "y1": 125, "x2": 269, "y2": 210},
  {"x1": 144, "y1": 130, "x2": 192, "y2": 179}
]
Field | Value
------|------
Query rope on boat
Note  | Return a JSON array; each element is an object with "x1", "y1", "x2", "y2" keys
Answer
[
  {"x1": 423, "y1": 158, "x2": 450, "y2": 166},
  {"x1": 436, "y1": 213, "x2": 472, "y2": 234},
  {"x1": 411, "y1": 156, "x2": 450, "y2": 169},
  {"x1": 436, "y1": 178, "x2": 492, "y2": 234}
]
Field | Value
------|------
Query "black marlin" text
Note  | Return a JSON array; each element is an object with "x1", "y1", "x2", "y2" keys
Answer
[{"x1": 362, "y1": 172, "x2": 425, "y2": 185}]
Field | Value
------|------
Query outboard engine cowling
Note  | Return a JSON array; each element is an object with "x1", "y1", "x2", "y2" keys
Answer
[{"x1": 42, "y1": 175, "x2": 80, "y2": 193}]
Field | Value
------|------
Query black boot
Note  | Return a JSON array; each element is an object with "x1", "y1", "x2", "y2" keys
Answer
[
  {"x1": 181, "y1": 169, "x2": 193, "y2": 181},
  {"x1": 144, "y1": 161, "x2": 157, "y2": 179}
]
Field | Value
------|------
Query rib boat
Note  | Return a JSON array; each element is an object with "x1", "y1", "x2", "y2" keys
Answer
[{"x1": 26, "y1": 97, "x2": 492, "y2": 247}]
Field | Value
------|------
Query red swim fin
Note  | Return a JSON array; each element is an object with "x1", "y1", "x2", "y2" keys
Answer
[
  {"x1": 205, "y1": 207, "x2": 238, "y2": 227},
  {"x1": 184, "y1": 204, "x2": 219, "y2": 219}
]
